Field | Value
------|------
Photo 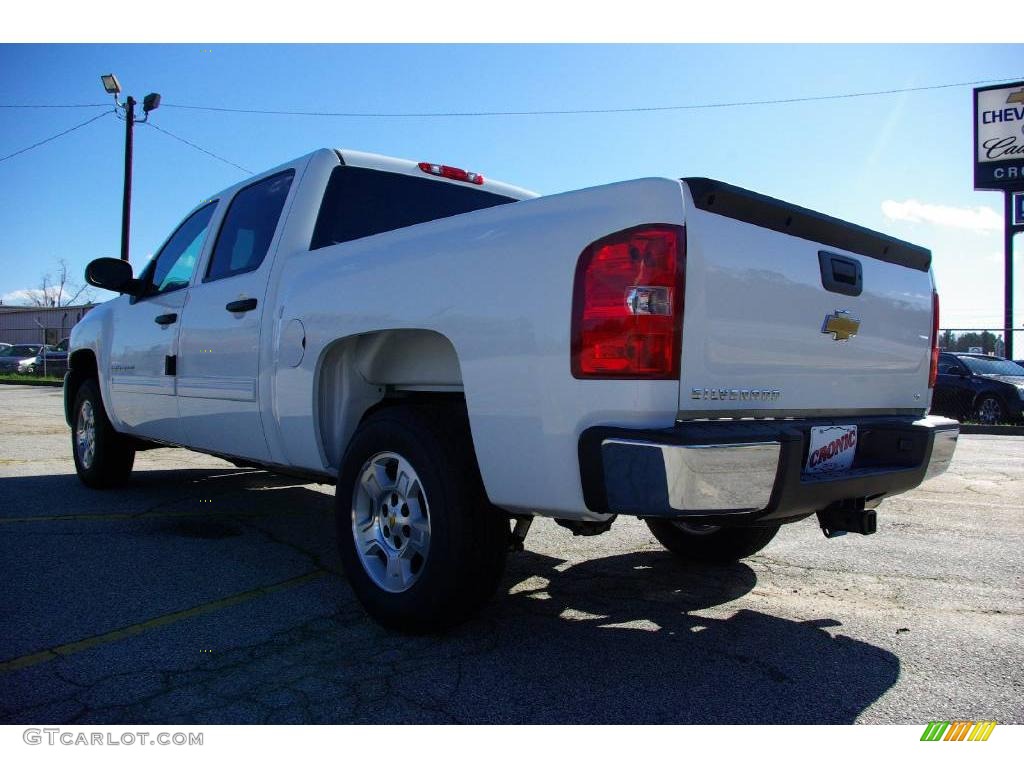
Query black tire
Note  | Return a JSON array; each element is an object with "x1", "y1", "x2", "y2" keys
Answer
[
  {"x1": 973, "y1": 393, "x2": 1007, "y2": 425},
  {"x1": 71, "y1": 378, "x2": 135, "y2": 488},
  {"x1": 335, "y1": 403, "x2": 509, "y2": 632},
  {"x1": 645, "y1": 519, "x2": 780, "y2": 564}
]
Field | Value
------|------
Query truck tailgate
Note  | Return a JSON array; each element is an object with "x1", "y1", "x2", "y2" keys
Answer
[{"x1": 678, "y1": 178, "x2": 934, "y2": 416}]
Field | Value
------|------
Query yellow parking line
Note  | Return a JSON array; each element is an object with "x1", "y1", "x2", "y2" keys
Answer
[
  {"x1": 0, "y1": 506, "x2": 328, "y2": 525},
  {"x1": 0, "y1": 569, "x2": 328, "y2": 674}
]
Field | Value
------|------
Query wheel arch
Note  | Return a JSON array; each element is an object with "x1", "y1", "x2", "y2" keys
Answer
[
  {"x1": 314, "y1": 328, "x2": 465, "y2": 470},
  {"x1": 64, "y1": 348, "x2": 98, "y2": 426}
]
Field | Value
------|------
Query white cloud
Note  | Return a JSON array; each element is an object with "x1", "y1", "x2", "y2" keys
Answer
[
  {"x1": 881, "y1": 199, "x2": 1002, "y2": 234},
  {"x1": 0, "y1": 288, "x2": 43, "y2": 306}
]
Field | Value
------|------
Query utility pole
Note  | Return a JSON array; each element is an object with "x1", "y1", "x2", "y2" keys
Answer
[
  {"x1": 100, "y1": 74, "x2": 161, "y2": 264},
  {"x1": 121, "y1": 95, "x2": 135, "y2": 262},
  {"x1": 1009, "y1": 191, "x2": 1024, "y2": 360}
]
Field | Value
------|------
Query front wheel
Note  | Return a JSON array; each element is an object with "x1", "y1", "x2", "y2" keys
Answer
[
  {"x1": 335, "y1": 404, "x2": 509, "y2": 632},
  {"x1": 645, "y1": 519, "x2": 780, "y2": 563},
  {"x1": 72, "y1": 379, "x2": 135, "y2": 488}
]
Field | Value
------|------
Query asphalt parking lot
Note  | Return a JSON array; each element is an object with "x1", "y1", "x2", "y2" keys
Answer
[{"x1": 0, "y1": 384, "x2": 1021, "y2": 724}]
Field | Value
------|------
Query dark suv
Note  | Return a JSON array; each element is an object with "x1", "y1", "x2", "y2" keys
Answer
[
  {"x1": 931, "y1": 353, "x2": 1024, "y2": 424},
  {"x1": 34, "y1": 337, "x2": 70, "y2": 377}
]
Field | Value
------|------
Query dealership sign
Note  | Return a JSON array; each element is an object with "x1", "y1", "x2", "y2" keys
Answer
[{"x1": 974, "y1": 80, "x2": 1024, "y2": 190}]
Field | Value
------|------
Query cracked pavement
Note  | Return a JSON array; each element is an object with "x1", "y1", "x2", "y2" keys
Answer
[{"x1": 0, "y1": 384, "x2": 1022, "y2": 724}]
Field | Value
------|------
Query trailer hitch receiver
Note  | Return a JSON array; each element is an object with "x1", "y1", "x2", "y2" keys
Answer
[{"x1": 817, "y1": 498, "x2": 877, "y2": 538}]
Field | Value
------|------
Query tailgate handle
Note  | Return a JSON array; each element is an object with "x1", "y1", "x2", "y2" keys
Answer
[{"x1": 818, "y1": 251, "x2": 862, "y2": 297}]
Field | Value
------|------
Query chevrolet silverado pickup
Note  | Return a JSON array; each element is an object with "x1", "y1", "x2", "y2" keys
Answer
[{"x1": 67, "y1": 148, "x2": 959, "y2": 630}]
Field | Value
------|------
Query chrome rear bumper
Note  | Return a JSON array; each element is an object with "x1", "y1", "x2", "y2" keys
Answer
[
  {"x1": 601, "y1": 440, "x2": 781, "y2": 513},
  {"x1": 580, "y1": 415, "x2": 959, "y2": 523}
]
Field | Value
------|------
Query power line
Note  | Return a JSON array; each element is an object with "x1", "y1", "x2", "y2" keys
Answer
[
  {"x1": 0, "y1": 103, "x2": 110, "y2": 109},
  {"x1": 0, "y1": 109, "x2": 113, "y2": 165},
  {"x1": 1, "y1": 74, "x2": 1017, "y2": 121},
  {"x1": 141, "y1": 121, "x2": 253, "y2": 175},
  {"x1": 160, "y1": 76, "x2": 1023, "y2": 119},
  {"x1": 0, "y1": 73, "x2": 1018, "y2": 170}
]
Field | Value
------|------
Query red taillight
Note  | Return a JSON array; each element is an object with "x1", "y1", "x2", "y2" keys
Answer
[
  {"x1": 929, "y1": 290, "x2": 940, "y2": 388},
  {"x1": 417, "y1": 161, "x2": 484, "y2": 185},
  {"x1": 571, "y1": 224, "x2": 685, "y2": 379}
]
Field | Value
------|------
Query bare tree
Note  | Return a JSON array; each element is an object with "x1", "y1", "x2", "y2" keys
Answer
[{"x1": 20, "y1": 259, "x2": 95, "y2": 307}]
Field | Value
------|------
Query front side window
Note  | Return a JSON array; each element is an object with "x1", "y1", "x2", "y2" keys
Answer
[
  {"x1": 937, "y1": 356, "x2": 964, "y2": 375},
  {"x1": 206, "y1": 170, "x2": 294, "y2": 281},
  {"x1": 146, "y1": 202, "x2": 217, "y2": 295}
]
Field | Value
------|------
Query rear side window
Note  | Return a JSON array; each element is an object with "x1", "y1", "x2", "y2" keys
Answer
[
  {"x1": 310, "y1": 166, "x2": 515, "y2": 250},
  {"x1": 206, "y1": 170, "x2": 294, "y2": 281}
]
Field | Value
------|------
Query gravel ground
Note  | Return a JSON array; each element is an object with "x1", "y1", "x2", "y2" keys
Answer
[{"x1": 0, "y1": 384, "x2": 1021, "y2": 724}]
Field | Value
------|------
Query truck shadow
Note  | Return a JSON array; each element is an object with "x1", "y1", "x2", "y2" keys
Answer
[
  {"x1": 0, "y1": 468, "x2": 899, "y2": 724},
  {"x1": 466, "y1": 549, "x2": 899, "y2": 723}
]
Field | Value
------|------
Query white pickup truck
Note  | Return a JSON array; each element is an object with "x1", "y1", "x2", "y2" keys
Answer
[{"x1": 67, "y1": 148, "x2": 959, "y2": 630}]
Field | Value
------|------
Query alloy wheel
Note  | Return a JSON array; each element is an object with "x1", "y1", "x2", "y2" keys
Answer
[
  {"x1": 76, "y1": 400, "x2": 96, "y2": 469},
  {"x1": 351, "y1": 451, "x2": 431, "y2": 593},
  {"x1": 976, "y1": 397, "x2": 1003, "y2": 425}
]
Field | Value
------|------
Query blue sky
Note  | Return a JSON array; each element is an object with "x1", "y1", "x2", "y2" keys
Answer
[{"x1": 0, "y1": 43, "x2": 1021, "y2": 329}]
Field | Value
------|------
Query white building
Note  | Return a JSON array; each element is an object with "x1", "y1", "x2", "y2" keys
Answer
[{"x1": 0, "y1": 304, "x2": 95, "y2": 345}]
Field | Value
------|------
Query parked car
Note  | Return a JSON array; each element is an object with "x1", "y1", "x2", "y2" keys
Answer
[
  {"x1": 33, "y1": 338, "x2": 69, "y2": 377},
  {"x1": 930, "y1": 353, "x2": 1024, "y2": 424},
  {"x1": 66, "y1": 148, "x2": 958, "y2": 631},
  {"x1": 0, "y1": 344, "x2": 45, "y2": 374},
  {"x1": 0, "y1": 343, "x2": 12, "y2": 355}
]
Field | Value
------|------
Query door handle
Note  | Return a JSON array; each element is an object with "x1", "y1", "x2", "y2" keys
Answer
[
  {"x1": 154, "y1": 313, "x2": 178, "y2": 325},
  {"x1": 225, "y1": 298, "x2": 258, "y2": 313}
]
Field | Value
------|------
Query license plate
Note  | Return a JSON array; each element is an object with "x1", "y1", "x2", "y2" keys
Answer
[{"x1": 804, "y1": 425, "x2": 858, "y2": 476}]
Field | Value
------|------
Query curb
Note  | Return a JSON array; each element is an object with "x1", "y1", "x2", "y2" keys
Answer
[
  {"x1": 959, "y1": 424, "x2": 1024, "y2": 436},
  {"x1": 0, "y1": 379, "x2": 62, "y2": 388}
]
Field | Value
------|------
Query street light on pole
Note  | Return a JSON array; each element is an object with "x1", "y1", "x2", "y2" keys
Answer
[{"x1": 100, "y1": 74, "x2": 161, "y2": 263}]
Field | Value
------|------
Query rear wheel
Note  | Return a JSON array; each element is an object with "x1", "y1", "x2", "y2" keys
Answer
[
  {"x1": 645, "y1": 519, "x2": 780, "y2": 563},
  {"x1": 336, "y1": 404, "x2": 508, "y2": 632},
  {"x1": 72, "y1": 379, "x2": 135, "y2": 488},
  {"x1": 973, "y1": 394, "x2": 1006, "y2": 425}
]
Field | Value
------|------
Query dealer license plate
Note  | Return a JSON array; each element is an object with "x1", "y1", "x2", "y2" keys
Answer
[{"x1": 804, "y1": 425, "x2": 858, "y2": 476}]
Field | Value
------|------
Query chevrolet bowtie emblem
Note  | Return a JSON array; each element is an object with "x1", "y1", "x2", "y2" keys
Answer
[{"x1": 822, "y1": 310, "x2": 860, "y2": 341}]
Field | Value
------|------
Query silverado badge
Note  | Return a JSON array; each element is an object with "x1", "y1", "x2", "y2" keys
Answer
[{"x1": 821, "y1": 310, "x2": 860, "y2": 342}]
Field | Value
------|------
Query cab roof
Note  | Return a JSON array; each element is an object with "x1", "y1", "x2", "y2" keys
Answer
[{"x1": 202, "y1": 147, "x2": 537, "y2": 221}]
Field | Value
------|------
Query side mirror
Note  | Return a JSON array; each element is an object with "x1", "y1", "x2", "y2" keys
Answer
[{"x1": 85, "y1": 258, "x2": 142, "y2": 296}]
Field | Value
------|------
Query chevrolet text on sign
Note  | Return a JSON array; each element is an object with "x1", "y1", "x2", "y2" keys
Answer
[{"x1": 974, "y1": 80, "x2": 1024, "y2": 191}]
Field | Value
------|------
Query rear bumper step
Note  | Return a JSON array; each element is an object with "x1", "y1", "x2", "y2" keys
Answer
[{"x1": 579, "y1": 415, "x2": 958, "y2": 525}]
